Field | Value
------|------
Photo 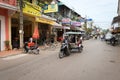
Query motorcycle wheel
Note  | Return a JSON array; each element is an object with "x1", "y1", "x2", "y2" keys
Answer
[
  {"x1": 34, "y1": 49, "x2": 40, "y2": 55},
  {"x1": 36, "y1": 49, "x2": 40, "y2": 54},
  {"x1": 59, "y1": 51, "x2": 64, "y2": 59},
  {"x1": 78, "y1": 47, "x2": 82, "y2": 53}
]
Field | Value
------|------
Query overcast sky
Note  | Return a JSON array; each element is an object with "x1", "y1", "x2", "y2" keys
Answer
[{"x1": 59, "y1": 0, "x2": 118, "y2": 29}]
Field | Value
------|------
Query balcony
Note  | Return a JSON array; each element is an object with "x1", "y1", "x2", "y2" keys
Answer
[
  {"x1": 0, "y1": 0, "x2": 17, "y2": 10},
  {"x1": 0, "y1": 0, "x2": 16, "y2": 6}
]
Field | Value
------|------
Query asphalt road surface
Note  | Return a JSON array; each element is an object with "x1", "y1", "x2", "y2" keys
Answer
[{"x1": 0, "y1": 39, "x2": 120, "y2": 80}]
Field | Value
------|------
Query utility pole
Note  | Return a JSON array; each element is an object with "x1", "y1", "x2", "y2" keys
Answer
[
  {"x1": 19, "y1": 0, "x2": 24, "y2": 48},
  {"x1": 84, "y1": 18, "x2": 87, "y2": 31}
]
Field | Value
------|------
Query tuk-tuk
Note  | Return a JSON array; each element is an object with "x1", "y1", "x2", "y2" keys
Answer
[
  {"x1": 59, "y1": 31, "x2": 84, "y2": 58},
  {"x1": 64, "y1": 31, "x2": 84, "y2": 53}
]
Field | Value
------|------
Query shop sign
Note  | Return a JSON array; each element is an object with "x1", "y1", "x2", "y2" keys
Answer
[
  {"x1": 79, "y1": 18, "x2": 92, "y2": 22},
  {"x1": 35, "y1": 17, "x2": 55, "y2": 25},
  {"x1": 71, "y1": 21, "x2": 81, "y2": 26},
  {"x1": 23, "y1": 1, "x2": 41, "y2": 17},
  {"x1": 62, "y1": 18, "x2": 71, "y2": 25},
  {"x1": 44, "y1": 4, "x2": 58, "y2": 13},
  {"x1": 62, "y1": 18, "x2": 71, "y2": 22}
]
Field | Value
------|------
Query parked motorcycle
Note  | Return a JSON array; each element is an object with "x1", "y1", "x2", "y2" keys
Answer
[
  {"x1": 59, "y1": 43, "x2": 70, "y2": 59},
  {"x1": 23, "y1": 42, "x2": 40, "y2": 54}
]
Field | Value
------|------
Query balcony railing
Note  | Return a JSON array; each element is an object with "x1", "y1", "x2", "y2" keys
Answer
[{"x1": 0, "y1": 0, "x2": 16, "y2": 6}]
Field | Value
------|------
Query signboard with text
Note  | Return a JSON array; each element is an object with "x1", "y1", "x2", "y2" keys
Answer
[
  {"x1": 71, "y1": 21, "x2": 81, "y2": 26},
  {"x1": 44, "y1": 4, "x2": 58, "y2": 13},
  {"x1": 23, "y1": 1, "x2": 41, "y2": 17}
]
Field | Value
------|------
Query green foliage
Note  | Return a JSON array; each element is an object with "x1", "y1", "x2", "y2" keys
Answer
[
  {"x1": 86, "y1": 28, "x2": 93, "y2": 35},
  {"x1": 4, "y1": 40, "x2": 10, "y2": 46},
  {"x1": 4, "y1": 40, "x2": 10, "y2": 50}
]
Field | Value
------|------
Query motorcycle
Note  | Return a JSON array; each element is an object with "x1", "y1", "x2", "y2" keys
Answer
[
  {"x1": 23, "y1": 42, "x2": 40, "y2": 54},
  {"x1": 59, "y1": 43, "x2": 70, "y2": 59}
]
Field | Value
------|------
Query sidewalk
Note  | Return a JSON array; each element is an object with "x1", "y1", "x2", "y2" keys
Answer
[
  {"x1": 0, "y1": 49, "x2": 23, "y2": 58},
  {"x1": 0, "y1": 43, "x2": 60, "y2": 58},
  {"x1": 0, "y1": 45, "x2": 45, "y2": 58}
]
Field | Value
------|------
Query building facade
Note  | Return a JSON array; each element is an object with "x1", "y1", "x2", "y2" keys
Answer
[
  {"x1": 0, "y1": 0, "x2": 17, "y2": 51},
  {"x1": 0, "y1": 0, "x2": 82, "y2": 51}
]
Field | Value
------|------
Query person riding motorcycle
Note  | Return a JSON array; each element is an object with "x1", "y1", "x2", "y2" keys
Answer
[
  {"x1": 62, "y1": 35, "x2": 70, "y2": 54},
  {"x1": 24, "y1": 40, "x2": 35, "y2": 53}
]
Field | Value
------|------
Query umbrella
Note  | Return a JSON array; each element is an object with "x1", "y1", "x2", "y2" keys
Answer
[{"x1": 32, "y1": 27, "x2": 39, "y2": 43}]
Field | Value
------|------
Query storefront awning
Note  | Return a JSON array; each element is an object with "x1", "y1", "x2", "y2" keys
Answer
[
  {"x1": 53, "y1": 26, "x2": 70, "y2": 29},
  {"x1": 36, "y1": 15, "x2": 57, "y2": 25},
  {"x1": 53, "y1": 22, "x2": 62, "y2": 27},
  {"x1": 36, "y1": 17, "x2": 55, "y2": 25},
  {"x1": 70, "y1": 26, "x2": 84, "y2": 31}
]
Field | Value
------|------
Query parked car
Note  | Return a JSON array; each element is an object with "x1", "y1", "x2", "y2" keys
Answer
[{"x1": 105, "y1": 32, "x2": 112, "y2": 41}]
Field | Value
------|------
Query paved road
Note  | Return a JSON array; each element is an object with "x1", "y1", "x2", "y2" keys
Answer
[{"x1": 0, "y1": 39, "x2": 120, "y2": 80}]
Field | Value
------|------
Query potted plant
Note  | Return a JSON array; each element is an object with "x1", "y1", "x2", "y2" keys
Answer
[{"x1": 4, "y1": 40, "x2": 10, "y2": 50}]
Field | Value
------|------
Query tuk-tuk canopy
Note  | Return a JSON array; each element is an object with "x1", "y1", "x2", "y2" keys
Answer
[{"x1": 65, "y1": 31, "x2": 85, "y2": 35}]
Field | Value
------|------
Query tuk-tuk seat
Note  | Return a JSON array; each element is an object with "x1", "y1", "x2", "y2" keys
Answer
[{"x1": 69, "y1": 43, "x2": 78, "y2": 48}]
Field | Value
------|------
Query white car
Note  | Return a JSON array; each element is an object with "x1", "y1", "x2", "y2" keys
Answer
[{"x1": 105, "y1": 32, "x2": 112, "y2": 41}]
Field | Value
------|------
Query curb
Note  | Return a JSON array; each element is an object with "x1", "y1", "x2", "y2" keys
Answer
[{"x1": 0, "y1": 52, "x2": 23, "y2": 58}]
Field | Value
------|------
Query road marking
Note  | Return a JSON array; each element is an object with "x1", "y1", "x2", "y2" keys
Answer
[{"x1": 2, "y1": 54, "x2": 28, "y2": 60}]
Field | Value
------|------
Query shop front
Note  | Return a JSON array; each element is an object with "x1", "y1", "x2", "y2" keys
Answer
[
  {"x1": 56, "y1": 18, "x2": 71, "y2": 41},
  {"x1": 35, "y1": 16, "x2": 55, "y2": 45},
  {"x1": 11, "y1": 14, "x2": 34, "y2": 48},
  {"x1": 0, "y1": 0, "x2": 17, "y2": 51},
  {"x1": 11, "y1": 1, "x2": 42, "y2": 49}
]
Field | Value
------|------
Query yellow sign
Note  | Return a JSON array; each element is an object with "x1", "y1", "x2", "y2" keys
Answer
[
  {"x1": 36, "y1": 17, "x2": 55, "y2": 25},
  {"x1": 23, "y1": 1, "x2": 41, "y2": 17},
  {"x1": 44, "y1": 4, "x2": 58, "y2": 13}
]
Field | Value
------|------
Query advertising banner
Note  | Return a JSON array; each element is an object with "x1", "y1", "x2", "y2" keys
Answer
[
  {"x1": 23, "y1": 1, "x2": 41, "y2": 17},
  {"x1": 71, "y1": 21, "x2": 81, "y2": 26},
  {"x1": 44, "y1": 4, "x2": 58, "y2": 13}
]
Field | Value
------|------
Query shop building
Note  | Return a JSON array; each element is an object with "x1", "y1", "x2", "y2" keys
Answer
[
  {"x1": 11, "y1": 1, "x2": 56, "y2": 48},
  {"x1": 112, "y1": 0, "x2": 120, "y2": 45},
  {"x1": 0, "y1": 0, "x2": 17, "y2": 51}
]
